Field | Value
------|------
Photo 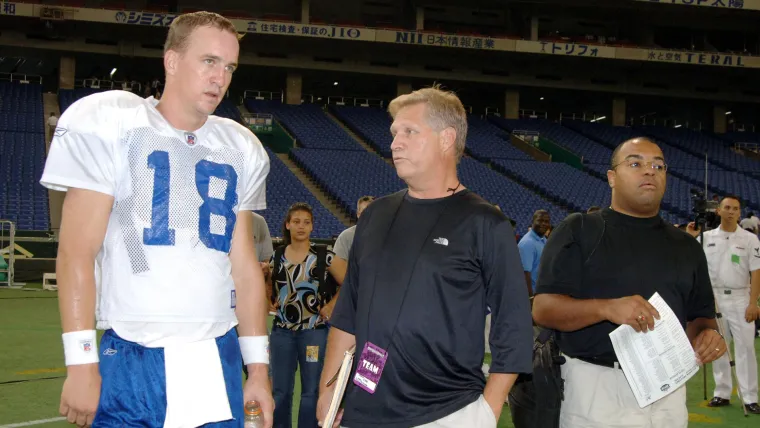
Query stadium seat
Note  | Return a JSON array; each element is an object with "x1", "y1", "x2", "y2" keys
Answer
[
  {"x1": 245, "y1": 100, "x2": 364, "y2": 151},
  {"x1": 255, "y1": 147, "x2": 346, "y2": 240},
  {"x1": 0, "y1": 82, "x2": 49, "y2": 231}
]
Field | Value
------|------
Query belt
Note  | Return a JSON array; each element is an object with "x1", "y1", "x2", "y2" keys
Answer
[
  {"x1": 576, "y1": 356, "x2": 622, "y2": 370},
  {"x1": 716, "y1": 289, "x2": 748, "y2": 295}
]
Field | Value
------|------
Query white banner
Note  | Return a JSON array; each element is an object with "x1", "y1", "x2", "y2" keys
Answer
[
  {"x1": 516, "y1": 40, "x2": 617, "y2": 59},
  {"x1": 0, "y1": 1, "x2": 33, "y2": 17},
  {"x1": 375, "y1": 30, "x2": 515, "y2": 51},
  {"x1": 633, "y1": 0, "x2": 760, "y2": 10},
  {"x1": 616, "y1": 47, "x2": 760, "y2": 68},
  {"x1": 3, "y1": 2, "x2": 760, "y2": 69},
  {"x1": 243, "y1": 20, "x2": 373, "y2": 41}
]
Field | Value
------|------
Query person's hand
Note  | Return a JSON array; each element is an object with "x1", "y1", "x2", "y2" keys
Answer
[
  {"x1": 319, "y1": 301, "x2": 336, "y2": 322},
  {"x1": 244, "y1": 366, "x2": 274, "y2": 428},
  {"x1": 317, "y1": 387, "x2": 343, "y2": 428},
  {"x1": 693, "y1": 328, "x2": 726, "y2": 365},
  {"x1": 600, "y1": 295, "x2": 661, "y2": 332},
  {"x1": 60, "y1": 363, "x2": 101, "y2": 427},
  {"x1": 745, "y1": 304, "x2": 760, "y2": 323},
  {"x1": 686, "y1": 222, "x2": 700, "y2": 238},
  {"x1": 259, "y1": 262, "x2": 270, "y2": 276}
]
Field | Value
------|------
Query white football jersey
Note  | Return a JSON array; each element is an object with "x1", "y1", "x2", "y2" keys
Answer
[{"x1": 41, "y1": 91, "x2": 270, "y2": 332}]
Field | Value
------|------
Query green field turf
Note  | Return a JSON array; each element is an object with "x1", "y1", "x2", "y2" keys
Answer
[{"x1": 1, "y1": 286, "x2": 758, "y2": 427}]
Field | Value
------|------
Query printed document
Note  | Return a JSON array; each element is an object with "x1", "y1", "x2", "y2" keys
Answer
[{"x1": 609, "y1": 292, "x2": 699, "y2": 408}]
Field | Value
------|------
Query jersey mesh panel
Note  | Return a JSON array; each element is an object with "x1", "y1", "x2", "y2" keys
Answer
[{"x1": 112, "y1": 127, "x2": 247, "y2": 276}]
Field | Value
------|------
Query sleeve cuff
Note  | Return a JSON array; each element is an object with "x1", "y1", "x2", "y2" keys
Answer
[
  {"x1": 40, "y1": 175, "x2": 114, "y2": 197},
  {"x1": 687, "y1": 310, "x2": 717, "y2": 322},
  {"x1": 328, "y1": 314, "x2": 355, "y2": 335},
  {"x1": 488, "y1": 362, "x2": 533, "y2": 375},
  {"x1": 240, "y1": 202, "x2": 266, "y2": 211},
  {"x1": 533, "y1": 284, "x2": 578, "y2": 296}
]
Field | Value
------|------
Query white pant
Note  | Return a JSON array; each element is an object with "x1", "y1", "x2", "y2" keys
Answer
[
  {"x1": 560, "y1": 356, "x2": 687, "y2": 428},
  {"x1": 415, "y1": 396, "x2": 497, "y2": 428},
  {"x1": 712, "y1": 290, "x2": 759, "y2": 404}
]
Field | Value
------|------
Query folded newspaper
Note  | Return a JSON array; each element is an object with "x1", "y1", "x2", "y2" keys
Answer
[
  {"x1": 609, "y1": 292, "x2": 699, "y2": 408},
  {"x1": 323, "y1": 345, "x2": 356, "y2": 428}
]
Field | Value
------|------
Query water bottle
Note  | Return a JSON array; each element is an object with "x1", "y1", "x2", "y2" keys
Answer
[{"x1": 244, "y1": 400, "x2": 264, "y2": 428}]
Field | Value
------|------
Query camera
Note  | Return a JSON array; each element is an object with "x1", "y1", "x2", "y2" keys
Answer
[{"x1": 691, "y1": 189, "x2": 719, "y2": 229}]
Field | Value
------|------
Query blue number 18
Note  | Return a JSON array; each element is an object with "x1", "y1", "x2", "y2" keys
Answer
[{"x1": 143, "y1": 150, "x2": 238, "y2": 253}]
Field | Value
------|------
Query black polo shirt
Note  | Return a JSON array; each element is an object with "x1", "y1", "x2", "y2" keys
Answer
[
  {"x1": 330, "y1": 189, "x2": 533, "y2": 428},
  {"x1": 535, "y1": 208, "x2": 715, "y2": 361}
]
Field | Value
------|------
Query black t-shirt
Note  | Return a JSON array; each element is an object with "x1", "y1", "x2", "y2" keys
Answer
[
  {"x1": 330, "y1": 189, "x2": 533, "y2": 428},
  {"x1": 535, "y1": 208, "x2": 715, "y2": 361}
]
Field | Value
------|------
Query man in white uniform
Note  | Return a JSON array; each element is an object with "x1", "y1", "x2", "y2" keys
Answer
[
  {"x1": 40, "y1": 12, "x2": 275, "y2": 428},
  {"x1": 699, "y1": 196, "x2": 760, "y2": 414}
]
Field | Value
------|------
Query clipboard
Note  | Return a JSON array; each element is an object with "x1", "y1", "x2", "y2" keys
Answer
[{"x1": 323, "y1": 345, "x2": 356, "y2": 428}]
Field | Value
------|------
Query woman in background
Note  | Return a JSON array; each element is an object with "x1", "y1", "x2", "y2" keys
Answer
[{"x1": 267, "y1": 203, "x2": 340, "y2": 428}]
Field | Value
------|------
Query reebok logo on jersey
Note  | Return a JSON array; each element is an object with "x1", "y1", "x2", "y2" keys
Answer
[
  {"x1": 54, "y1": 127, "x2": 67, "y2": 137},
  {"x1": 103, "y1": 348, "x2": 118, "y2": 356},
  {"x1": 433, "y1": 237, "x2": 449, "y2": 246}
]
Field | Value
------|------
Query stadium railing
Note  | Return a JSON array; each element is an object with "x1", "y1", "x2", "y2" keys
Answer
[{"x1": 0, "y1": 220, "x2": 16, "y2": 288}]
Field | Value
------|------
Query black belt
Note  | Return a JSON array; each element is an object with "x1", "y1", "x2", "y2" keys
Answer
[{"x1": 576, "y1": 356, "x2": 622, "y2": 370}]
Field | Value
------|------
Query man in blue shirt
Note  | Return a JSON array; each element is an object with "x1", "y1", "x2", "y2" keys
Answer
[{"x1": 518, "y1": 210, "x2": 550, "y2": 296}]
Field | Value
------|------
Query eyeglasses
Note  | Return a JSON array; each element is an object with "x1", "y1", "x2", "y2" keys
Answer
[{"x1": 612, "y1": 159, "x2": 668, "y2": 173}]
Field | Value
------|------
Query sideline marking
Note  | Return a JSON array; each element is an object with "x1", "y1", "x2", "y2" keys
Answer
[{"x1": 0, "y1": 417, "x2": 66, "y2": 427}]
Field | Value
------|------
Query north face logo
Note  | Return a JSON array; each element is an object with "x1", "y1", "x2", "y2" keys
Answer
[{"x1": 433, "y1": 237, "x2": 449, "y2": 246}]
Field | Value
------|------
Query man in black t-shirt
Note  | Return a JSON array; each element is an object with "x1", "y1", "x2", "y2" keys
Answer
[
  {"x1": 316, "y1": 86, "x2": 533, "y2": 428},
  {"x1": 533, "y1": 137, "x2": 727, "y2": 428}
]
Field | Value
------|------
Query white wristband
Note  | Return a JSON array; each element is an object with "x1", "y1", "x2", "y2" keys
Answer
[
  {"x1": 239, "y1": 336, "x2": 269, "y2": 365},
  {"x1": 62, "y1": 330, "x2": 99, "y2": 366}
]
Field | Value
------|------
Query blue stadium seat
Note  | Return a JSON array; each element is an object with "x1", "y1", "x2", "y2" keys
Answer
[
  {"x1": 0, "y1": 82, "x2": 49, "y2": 230},
  {"x1": 245, "y1": 100, "x2": 364, "y2": 151},
  {"x1": 565, "y1": 120, "x2": 760, "y2": 213},
  {"x1": 255, "y1": 147, "x2": 346, "y2": 240}
]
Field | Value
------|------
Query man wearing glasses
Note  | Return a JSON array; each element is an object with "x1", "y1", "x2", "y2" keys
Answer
[{"x1": 533, "y1": 137, "x2": 726, "y2": 428}]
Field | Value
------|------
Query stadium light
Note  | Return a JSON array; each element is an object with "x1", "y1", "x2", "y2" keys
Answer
[
  {"x1": 590, "y1": 116, "x2": 606, "y2": 123},
  {"x1": 674, "y1": 124, "x2": 682, "y2": 128},
  {"x1": 110, "y1": 68, "x2": 117, "y2": 78},
  {"x1": 334, "y1": 81, "x2": 339, "y2": 86},
  {"x1": 725, "y1": 111, "x2": 732, "y2": 115},
  {"x1": 540, "y1": 97, "x2": 544, "y2": 100}
]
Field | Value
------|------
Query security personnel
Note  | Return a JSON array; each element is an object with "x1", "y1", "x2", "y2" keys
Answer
[{"x1": 692, "y1": 195, "x2": 760, "y2": 414}]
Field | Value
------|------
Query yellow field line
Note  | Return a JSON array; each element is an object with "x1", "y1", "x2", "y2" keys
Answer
[{"x1": 688, "y1": 413, "x2": 722, "y2": 424}]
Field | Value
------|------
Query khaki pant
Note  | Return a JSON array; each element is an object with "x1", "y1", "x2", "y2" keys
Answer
[
  {"x1": 560, "y1": 356, "x2": 687, "y2": 428},
  {"x1": 415, "y1": 396, "x2": 497, "y2": 428}
]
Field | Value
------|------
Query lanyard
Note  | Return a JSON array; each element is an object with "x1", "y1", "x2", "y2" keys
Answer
[{"x1": 365, "y1": 193, "x2": 457, "y2": 350}]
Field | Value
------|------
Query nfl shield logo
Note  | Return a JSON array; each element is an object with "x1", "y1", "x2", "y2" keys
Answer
[
  {"x1": 81, "y1": 340, "x2": 92, "y2": 352},
  {"x1": 185, "y1": 132, "x2": 197, "y2": 146}
]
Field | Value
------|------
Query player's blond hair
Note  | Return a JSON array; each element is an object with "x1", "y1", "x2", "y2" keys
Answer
[
  {"x1": 164, "y1": 11, "x2": 238, "y2": 54},
  {"x1": 388, "y1": 84, "x2": 468, "y2": 161}
]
